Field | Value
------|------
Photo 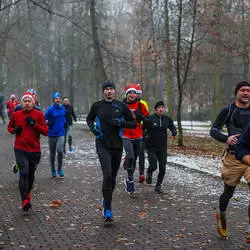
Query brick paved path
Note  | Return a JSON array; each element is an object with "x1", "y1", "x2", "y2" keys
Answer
[{"x1": 0, "y1": 125, "x2": 250, "y2": 249}]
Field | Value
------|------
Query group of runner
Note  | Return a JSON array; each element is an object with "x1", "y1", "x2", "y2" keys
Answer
[
  {"x1": 5, "y1": 80, "x2": 250, "y2": 243},
  {"x1": 86, "y1": 81, "x2": 177, "y2": 221}
]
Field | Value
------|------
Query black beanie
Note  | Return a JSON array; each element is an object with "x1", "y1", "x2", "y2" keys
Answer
[
  {"x1": 154, "y1": 101, "x2": 164, "y2": 110},
  {"x1": 234, "y1": 81, "x2": 250, "y2": 95},
  {"x1": 103, "y1": 81, "x2": 115, "y2": 91}
]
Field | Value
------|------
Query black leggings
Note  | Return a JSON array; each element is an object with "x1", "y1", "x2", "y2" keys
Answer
[
  {"x1": 219, "y1": 183, "x2": 250, "y2": 219},
  {"x1": 123, "y1": 138, "x2": 141, "y2": 181},
  {"x1": 15, "y1": 149, "x2": 41, "y2": 201},
  {"x1": 96, "y1": 142, "x2": 122, "y2": 210}
]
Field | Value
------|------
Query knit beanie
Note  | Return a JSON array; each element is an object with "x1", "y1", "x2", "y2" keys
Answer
[
  {"x1": 234, "y1": 81, "x2": 250, "y2": 95},
  {"x1": 103, "y1": 81, "x2": 115, "y2": 91},
  {"x1": 52, "y1": 92, "x2": 62, "y2": 101},
  {"x1": 154, "y1": 101, "x2": 164, "y2": 110},
  {"x1": 125, "y1": 85, "x2": 137, "y2": 96},
  {"x1": 21, "y1": 92, "x2": 35, "y2": 103}
]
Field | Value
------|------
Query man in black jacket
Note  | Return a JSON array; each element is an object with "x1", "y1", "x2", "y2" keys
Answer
[
  {"x1": 145, "y1": 101, "x2": 177, "y2": 193},
  {"x1": 86, "y1": 81, "x2": 136, "y2": 222},
  {"x1": 210, "y1": 80, "x2": 250, "y2": 241},
  {"x1": 63, "y1": 97, "x2": 77, "y2": 153}
]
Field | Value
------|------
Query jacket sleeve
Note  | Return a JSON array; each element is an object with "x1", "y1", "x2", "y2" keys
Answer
[
  {"x1": 7, "y1": 113, "x2": 16, "y2": 134},
  {"x1": 210, "y1": 106, "x2": 230, "y2": 143},
  {"x1": 235, "y1": 123, "x2": 250, "y2": 161},
  {"x1": 122, "y1": 104, "x2": 136, "y2": 129},
  {"x1": 86, "y1": 104, "x2": 96, "y2": 131},
  {"x1": 34, "y1": 112, "x2": 49, "y2": 136},
  {"x1": 167, "y1": 116, "x2": 177, "y2": 135}
]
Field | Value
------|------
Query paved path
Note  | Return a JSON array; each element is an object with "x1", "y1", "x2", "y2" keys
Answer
[{"x1": 0, "y1": 125, "x2": 250, "y2": 250}]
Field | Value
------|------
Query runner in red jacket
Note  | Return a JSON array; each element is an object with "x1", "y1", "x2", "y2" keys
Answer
[
  {"x1": 6, "y1": 94, "x2": 19, "y2": 119},
  {"x1": 8, "y1": 92, "x2": 48, "y2": 211},
  {"x1": 122, "y1": 85, "x2": 149, "y2": 195}
]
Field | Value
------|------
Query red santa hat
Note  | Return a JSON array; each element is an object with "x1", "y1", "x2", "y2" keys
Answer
[
  {"x1": 125, "y1": 85, "x2": 137, "y2": 96},
  {"x1": 10, "y1": 94, "x2": 16, "y2": 99},
  {"x1": 135, "y1": 84, "x2": 142, "y2": 94},
  {"x1": 21, "y1": 92, "x2": 35, "y2": 103}
]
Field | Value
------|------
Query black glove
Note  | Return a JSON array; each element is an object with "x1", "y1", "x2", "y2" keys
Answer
[
  {"x1": 110, "y1": 118, "x2": 122, "y2": 127},
  {"x1": 13, "y1": 126, "x2": 22, "y2": 134},
  {"x1": 25, "y1": 116, "x2": 35, "y2": 126},
  {"x1": 92, "y1": 127, "x2": 101, "y2": 136},
  {"x1": 135, "y1": 110, "x2": 145, "y2": 122},
  {"x1": 172, "y1": 131, "x2": 177, "y2": 136}
]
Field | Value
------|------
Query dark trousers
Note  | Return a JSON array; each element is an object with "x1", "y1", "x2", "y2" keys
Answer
[
  {"x1": 138, "y1": 139, "x2": 145, "y2": 175},
  {"x1": 64, "y1": 125, "x2": 73, "y2": 149},
  {"x1": 96, "y1": 141, "x2": 122, "y2": 210},
  {"x1": 15, "y1": 149, "x2": 41, "y2": 201},
  {"x1": 123, "y1": 138, "x2": 141, "y2": 181},
  {"x1": 48, "y1": 136, "x2": 64, "y2": 171},
  {"x1": 147, "y1": 150, "x2": 167, "y2": 186}
]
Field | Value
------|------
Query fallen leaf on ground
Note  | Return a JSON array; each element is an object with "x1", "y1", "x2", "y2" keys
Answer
[{"x1": 50, "y1": 200, "x2": 62, "y2": 208}]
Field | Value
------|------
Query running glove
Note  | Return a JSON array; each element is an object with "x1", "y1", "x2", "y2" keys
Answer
[
  {"x1": 110, "y1": 118, "x2": 122, "y2": 127},
  {"x1": 13, "y1": 126, "x2": 22, "y2": 134},
  {"x1": 172, "y1": 131, "x2": 177, "y2": 136},
  {"x1": 25, "y1": 116, "x2": 35, "y2": 126}
]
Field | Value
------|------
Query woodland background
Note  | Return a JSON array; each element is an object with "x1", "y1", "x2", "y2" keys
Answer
[{"x1": 0, "y1": 0, "x2": 249, "y2": 145}]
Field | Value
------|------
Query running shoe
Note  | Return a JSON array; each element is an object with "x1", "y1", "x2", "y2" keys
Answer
[
  {"x1": 155, "y1": 185, "x2": 164, "y2": 193},
  {"x1": 138, "y1": 175, "x2": 145, "y2": 183},
  {"x1": 13, "y1": 163, "x2": 18, "y2": 174},
  {"x1": 124, "y1": 179, "x2": 135, "y2": 194},
  {"x1": 69, "y1": 146, "x2": 72, "y2": 152},
  {"x1": 22, "y1": 199, "x2": 32, "y2": 212},
  {"x1": 104, "y1": 210, "x2": 113, "y2": 221},
  {"x1": 246, "y1": 233, "x2": 250, "y2": 243},
  {"x1": 51, "y1": 170, "x2": 56, "y2": 177},
  {"x1": 57, "y1": 169, "x2": 64, "y2": 178},
  {"x1": 216, "y1": 213, "x2": 228, "y2": 238}
]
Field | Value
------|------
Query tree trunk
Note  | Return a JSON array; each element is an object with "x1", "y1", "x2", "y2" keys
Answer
[
  {"x1": 212, "y1": 0, "x2": 223, "y2": 121},
  {"x1": 90, "y1": 0, "x2": 106, "y2": 100},
  {"x1": 164, "y1": 0, "x2": 173, "y2": 118},
  {"x1": 27, "y1": 0, "x2": 38, "y2": 93}
]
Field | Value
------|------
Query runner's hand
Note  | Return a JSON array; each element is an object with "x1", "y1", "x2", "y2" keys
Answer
[
  {"x1": 13, "y1": 126, "x2": 22, "y2": 134},
  {"x1": 25, "y1": 116, "x2": 35, "y2": 126},
  {"x1": 227, "y1": 134, "x2": 240, "y2": 146}
]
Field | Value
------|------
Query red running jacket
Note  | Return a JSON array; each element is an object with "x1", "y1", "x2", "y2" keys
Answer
[
  {"x1": 8, "y1": 109, "x2": 48, "y2": 152},
  {"x1": 122, "y1": 100, "x2": 149, "y2": 139}
]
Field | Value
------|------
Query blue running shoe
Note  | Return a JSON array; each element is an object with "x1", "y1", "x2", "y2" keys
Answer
[
  {"x1": 57, "y1": 169, "x2": 64, "y2": 178},
  {"x1": 124, "y1": 179, "x2": 135, "y2": 194},
  {"x1": 104, "y1": 210, "x2": 113, "y2": 222},
  {"x1": 51, "y1": 170, "x2": 56, "y2": 177},
  {"x1": 69, "y1": 146, "x2": 72, "y2": 152}
]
